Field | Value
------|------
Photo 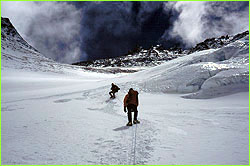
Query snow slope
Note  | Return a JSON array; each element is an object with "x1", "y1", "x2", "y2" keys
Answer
[
  {"x1": 133, "y1": 35, "x2": 249, "y2": 99},
  {"x1": 1, "y1": 17, "x2": 249, "y2": 164},
  {"x1": 1, "y1": 17, "x2": 93, "y2": 76}
]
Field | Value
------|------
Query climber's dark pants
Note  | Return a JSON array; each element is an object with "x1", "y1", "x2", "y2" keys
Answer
[
  {"x1": 127, "y1": 104, "x2": 138, "y2": 122},
  {"x1": 109, "y1": 90, "x2": 117, "y2": 98}
]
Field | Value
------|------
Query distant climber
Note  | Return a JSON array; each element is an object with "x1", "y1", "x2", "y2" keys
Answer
[
  {"x1": 123, "y1": 88, "x2": 140, "y2": 126},
  {"x1": 109, "y1": 83, "x2": 120, "y2": 99}
]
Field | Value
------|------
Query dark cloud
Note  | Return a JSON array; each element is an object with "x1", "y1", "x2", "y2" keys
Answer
[
  {"x1": 80, "y1": 2, "x2": 138, "y2": 60},
  {"x1": 80, "y1": 2, "x2": 177, "y2": 60},
  {"x1": 2, "y1": 1, "x2": 249, "y2": 63}
]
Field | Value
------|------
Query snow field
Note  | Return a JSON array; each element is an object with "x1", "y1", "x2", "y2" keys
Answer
[{"x1": 2, "y1": 81, "x2": 248, "y2": 164}]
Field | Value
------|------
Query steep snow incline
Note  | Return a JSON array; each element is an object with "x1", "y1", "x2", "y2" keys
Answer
[
  {"x1": 2, "y1": 17, "x2": 53, "y2": 71},
  {"x1": 1, "y1": 17, "x2": 91, "y2": 76}
]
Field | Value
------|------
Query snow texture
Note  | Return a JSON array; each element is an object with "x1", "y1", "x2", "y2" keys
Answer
[
  {"x1": 1, "y1": 17, "x2": 249, "y2": 164},
  {"x1": 135, "y1": 35, "x2": 249, "y2": 99}
]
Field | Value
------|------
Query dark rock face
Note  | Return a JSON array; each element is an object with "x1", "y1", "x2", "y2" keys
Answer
[
  {"x1": 231, "y1": 31, "x2": 249, "y2": 42},
  {"x1": 2, "y1": 17, "x2": 18, "y2": 37}
]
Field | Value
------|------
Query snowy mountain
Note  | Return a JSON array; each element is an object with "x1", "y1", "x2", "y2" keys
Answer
[
  {"x1": 188, "y1": 31, "x2": 249, "y2": 54},
  {"x1": 2, "y1": 17, "x2": 52, "y2": 71},
  {"x1": 136, "y1": 37, "x2": 249, "y2": 98},
  {"x1": 1, "y1": 17, "x2": 86, "y2": 75},
  {"x1": 72, "y1": 45, "x2": 184, "y2": 69},
  {"x1": 1, "y1": 17, "x2": 249, "y2": 165},
  {"x1": 72, "y1": 31, "x2": 249, "y2": 71},
  {"x1": 2, "y1": 17, "x2": 38, "y2": 52}
]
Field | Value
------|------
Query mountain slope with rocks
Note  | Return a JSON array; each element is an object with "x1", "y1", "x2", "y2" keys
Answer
[
  {"x1": 72, "y1": 30, "x2": 249, "y2": 73},
  {"x1": 72, "y1": 45, "x2": 184, "y2": 69},
  {"x1": 1, "y1": 17, "x2": 87, "y2": 75}
]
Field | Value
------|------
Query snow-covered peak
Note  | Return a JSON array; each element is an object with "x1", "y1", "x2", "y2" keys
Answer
[
  {"x1": 1, "y1": 17, "x2": 89, "y2": 76},
  {"x1": 188, "y1": 31, "x2": 249, "y2": 54},
  {"x1": 1, "y1": 17, "x2": 37, "y2": 52}
]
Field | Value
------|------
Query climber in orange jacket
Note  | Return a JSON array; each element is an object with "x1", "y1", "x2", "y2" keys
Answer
[{"x1": 123, "y1": 88, "x2": 140, "y2": 126}]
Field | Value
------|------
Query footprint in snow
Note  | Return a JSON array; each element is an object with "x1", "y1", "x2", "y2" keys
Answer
[
  {"x1": 113, "y1": 126, "x2": 130, "y2": 131},
  {"x1": 74, "y1": 97, "x2": 86, "y2": 101},
  {"x1": 54, "y1": 99, "x2": 71, "y2": 103}
]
